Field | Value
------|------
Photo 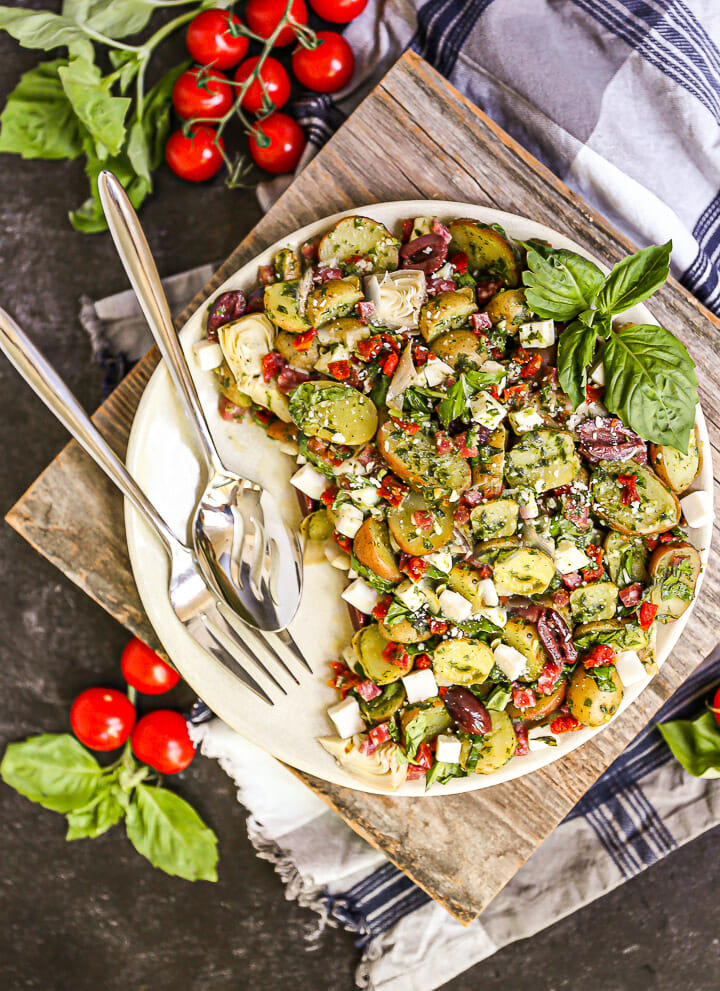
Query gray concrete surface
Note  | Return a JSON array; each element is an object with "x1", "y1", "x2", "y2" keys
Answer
[{"x1": 1, "y1": 8, "x2": 719, "y2": 991}]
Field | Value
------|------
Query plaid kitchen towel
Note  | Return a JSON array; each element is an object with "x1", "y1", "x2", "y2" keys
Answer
[{"x1": 79, "y1": 1, "x2": 720, "y2": 988}]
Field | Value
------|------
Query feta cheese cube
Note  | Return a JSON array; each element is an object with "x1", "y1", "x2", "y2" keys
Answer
[
  {"x1": 438, "y1": 589, "x2": 473, "y2": 622},
  {"x1": 341, "y1": 578, "x2": 381, "y2": 614},
  {"x1": 512, "y1": 406, "x2": 544, "y2": 433},
  {"x1": 615, "y1": 649, "x2": 647, "y2": 687},
  {"x1": 590, "y1": 361, "x2": 605, "y2": 386},
  {"x1": 349, "y1": 485, "x2": 380, "y2": 509},
  {"x1": 192, "y1": 338, "x2": 224, "y2": 371},
  {"x1": 553, "y1": 539, "x2": 592, "y2": 575},
  {"x1": 518, "y1": 319, "x2": 555, "y2": 348},
  {"x1": 469, "y1": 391, "x2": 507, "y2": 431},
  {"x1": 425, "y1": 550, "x2": 453, "y2": 573},
  {"x1": 324, "y1": 544, "x2": 351, "y2": 570},
  {"x1": 527, "y1": 724, "x2": 559, "y2": 752},
  {"x1": 401, "y1": 668, "x2": 438, "y2": 704},
  {"x1": 335, "y1": 503, "x2": 365, "y2": 539},
  {"x1": 477, "y1": 578, "x2": 499, "y2": 607},
  {"x1": 290, "y1": 463, "x2": 328, "y2": 500},
  {"x1": 422, "y1": 357, "x2": 454, "y2": 388},
  {"x1": 493, "y1": 642, "x2": 528, "y2": 681},
  {"x1": 518, "y1": 491, "x2": 539, "y2": 519},
  {"x1": 396, "y1": 582, "x2": 426, "y2": 612},
  {"x1": 472, "y1": 605, "x2": 508, "y2": 628},
  {"x1": 435, "y1": 734, "x2": 462, "y2": 764},
  {"x1": 327, "y1": 696, "x2": 366, "y2": 738},
  {"x1": 680, "y1": 490, "x2": 712, "y2": 529}
]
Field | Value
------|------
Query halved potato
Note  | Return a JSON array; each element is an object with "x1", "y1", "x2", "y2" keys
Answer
[
  {"x1": 484, "y1": 287, "x2": 530, "y2": 328},
  {"x1": 318, "y1": 216, "x2": 400, "y2": 274},
  {"x1": 275, "y1": 329, "x2": 318, "y2": 371},
  {"x1": 507, "y1": 681, "x2": 566, "y2": 722},
  {"x1": 353, "y1": 518, "x2": 402, "y2": 582},
  {"x1": 649, "y1": 424, "x2": 701, "y2": 494},
  {"x1": 590, "y1": 461, "x2": 680, "y2": 535},
  {"x1": 400, "y1": 698, "x2": 453, "y2": 755},
  {"x1": 446, "y1": 562, "x2": 492, "y2": 612},
  {"x1": 648, "y1": 541, "x2": 701, "y2": 622},
  {"x1": 377, "y1": 421, "x2": 472, "y2": 495},
  {"x1": 569, "y1": 581, "x2": 619, "y2": 624},
  {"x1": 288, "y1": 380, "x2": 378, "y2": 446},
  {"x1": 504, "y1": 429, "x2": 580, "y2": 493},
  {"x1": 470, "y1": 498, "x2": 519, "y2": 540},
  {"x1": 603, "y1": 532, "x2": 649, "y2": 586},
  {"x1": 378, "y1": 616, "x2": 431, "y2": 643},
  {"x1": 448, "y1": 219, "x2": 520, "y2": 287},
  {"x1": 462, "y1": 710, "x2": 517, "y2": 774},
  {"x1": 273, "y1": 247, "x2": 302, "y2": 281},
  {"x1": 387, "y1": 491, "x2": 453, "y2": 556},
  {"x1": 432, "y1": 638, "x2": 494, "y2": 685},
  {"x1": 306, "y1": 277, "x2": 363, "y2": 328},
  {"x1": 472, "y1": 426, "x2": 506, "y2": 499},
  {"x1": 501, "y1": 617, "x2": 548, "y2": 681},
  {"x1": 567, "y1": 665, "x2": 623, "y2": 727},
  {"x1": 472, "y1": 536, "x2": 521, "y2": 565},
  {"x1": 493, "y1": 548, "x2": 555, "y2": 596},
  {"x1": 430, "y1": 329, "x2": 488, "y2": 368},
  {"x1": 264, "y1": 280, "x2": 311, "y2": 334},
  {"x1": 419, "y1": 288, "x2": 477, "y2": 343},
  {"x1": 352, "y1": 624, "x2": 411, "y2": 684}
]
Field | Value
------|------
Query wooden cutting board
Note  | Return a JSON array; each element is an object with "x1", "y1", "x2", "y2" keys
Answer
[{"x1": 7, "y1": 51, "x2": 720, "y2": 925}]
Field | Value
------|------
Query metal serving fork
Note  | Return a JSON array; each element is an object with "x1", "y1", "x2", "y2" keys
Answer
[
  {"x1": 0, "y1": 307, "x2": 294, "y2": 706},
  {"x1": 97, "y1": 171, "x2": 309, "y2": 675}
]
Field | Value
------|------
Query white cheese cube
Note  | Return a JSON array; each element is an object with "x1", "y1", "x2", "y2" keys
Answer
[
  {"x1": 435, "y1": 734, "x2": 462, "y2": 764},
  {"x1": 615, "y1": 650, "x2": 647, "y2": 687},
  {"x1": 438, "y1": 589, "x2": 473, "y2": 622},
  {"x1": 396, "y1": 582, "x2": 426, "y2": 612},
  {"x1": 422, "y1": 357, "x2": 454, "y2": 388},
  {"x1": 477, "y1": 578, "x2": 499, "y2": 607},
  {"x1": 590, "y1": 361, "x2": 605, "y2": 386},
  {"x1": 680, "y1": 490, "x2": 712, "y2": 529},
  {"x1": 553, "y1": 539, "x2": 592, "y2": 575},
  {"x1": 349, "y1": 485, "x2": 380, "y2": 509},
  {"x1": 341, "y1": 578, "x2": 381, "y2": 614},
  {"x1": 335, "y1": 503, "x2": 365, "y2": 539},
  {"x1": 512, "y1": 407, "x2": 544, "y2": 433},
  {"x1": 472, "y1": 605, "x2": 508, "y2": 628},
  {"x1": 518, "y1": 492, "x2": 539, "y2": 520},
  {"x1": 518, "y1": 319, "x2": 555, "y2": 348},
  {"x1": 290, "y1": 463, "x2": 328, "y2": 501},
  {"x1": 192, "y1": 338, "x2": 224, "y2": 371},
  {"x1": 493, "y1": 642, "x2": 528, "y2": 681},
  {"x1": 469, "y1": 391, "x2": 507, "y2": 431},
  {"x1": 479, "y1": 360, "x2": 507, "y2": 393},
  {"x1": 401, "y1": 668, "x2": 438, "y2": 705},
  {"x1": 327, "y1": 696, "x2": 366, "y2": 738},
  {"x1": 324, "y1": 544, "x2": 351, "y2": 571},
  {"x1": 425, "y1": 551, "x2": 453, "y2": 573},
  {"x1": 527, "y1": 724, "x2": 559, "y2": 751}
]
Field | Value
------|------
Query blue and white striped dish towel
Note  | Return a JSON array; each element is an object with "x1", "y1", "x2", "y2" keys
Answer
[{"x1": 82, "y1": 2, "x2": 720, "y2": 987}]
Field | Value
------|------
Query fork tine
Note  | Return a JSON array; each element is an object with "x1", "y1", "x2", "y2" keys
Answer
[
  {"x1": 273, "y1": 628, "x2": 313, "y2": 673},
  {"x1": 191, "y1": 616, "x2": 274, "y2": 705},
  {"x1": 218, "y1": 604, "x2": 301, "y2": 686},
  {"x1": 204, "y1": 608, "x2": 288, "y2": 696}
]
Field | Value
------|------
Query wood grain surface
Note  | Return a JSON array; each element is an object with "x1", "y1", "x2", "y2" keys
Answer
[{"x1": 7, "y1": 51, "x2": 720, "y2": 924}]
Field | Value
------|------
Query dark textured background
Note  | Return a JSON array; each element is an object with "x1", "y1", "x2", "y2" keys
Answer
[{"x1": 1, "y1": 6, "x2": 719, "y2": 990}]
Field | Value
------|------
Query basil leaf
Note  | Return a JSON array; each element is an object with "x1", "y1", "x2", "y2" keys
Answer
[
  {"x1": 70, "y1": 140, "x2": 151, "y2": 233},
  {"x1": 522, "y1": 247, "x2": 605, "y2": 321},
  {"x1": 603, "y1": 323, "x2": 698, "y2": 450},
  {"x1": 596, "y1": 241, "x2": 671, "y2": 316},
  {"x1": 0, "y1": 7, "x2": 89, "y2": 50},
  {"x1": 425, "y1": 760, "x2": 464, "y2": 789},
  {"x1": 557, "y1": 319, "x2": 597, "y2": 409},
  {"x1": 0, "y1": 60, "x2": 85, "y2": 160},
  {"x1": 437, "y1": 375, "x2": 470, "y2": 427},
  {"x1": 66, "y1": 783, "x2": 125, "y2": 840},
  {"x1": 587, "y1": 665, "x2": 617, "y2": 692},
  {"x1": 125, "y1": 784, "x2": 219, "y2": 882},
  {"x1": 58, "y1": 58, "x2": 130, "y2": 157},
  {"x1": 138, "y1": 62, "x2": 189, "y2": 171},
  {"x1": 485, "y1": 685, "x2": 511, "y2": 711},
  {"x1": 63, "y1": 0, "x2": 155, "y2": 40},
  {"x1": 658, "y1": 710, "x2": 720, "y2": 778},
  {"x1": 0, "y1": 733, "x2": 105, "y2": 813}
]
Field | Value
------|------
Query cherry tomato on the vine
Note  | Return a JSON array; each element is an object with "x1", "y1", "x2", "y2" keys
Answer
[
  {"x1": 309, "y1": 0, "x2": 368, "y2": 22},
  {"x1": 131, "y1": 711, "x2": 195, "y2": 774},
  {"x1": 172, "y1": 66, "x2": 233, "y2": 121},
  {"x1": 166, "y1": 125, "x2": 225, "y2": 182},
  {"x1": 121, "y1": 637, "x2": 180, "y2": 695},
  {"x1": 70, "y1": 687, "x2": 136, "y2": 751},
  {"x1": 248, "y1": 112, "x2": 306, "y2": 174},
  {"x1": 245, "y1": 0, "x2": 307, "y2": 46},
  {"x1": 712, "y1": 686, "x2": 720, "y2": 729},
  {"x1": 291, "y1": 31, "x2": 355, "y2": 94},
  {"x1": 185, "y1": 9, "x2": 249, "y2": 69},
  {"x1": 234, "y1": 56, "x2": 291, "y2": 114}
]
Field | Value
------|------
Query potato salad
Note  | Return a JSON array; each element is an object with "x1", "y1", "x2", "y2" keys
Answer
[{"x1": 198, "y1": 213, "x2": 708, "y2": 791}]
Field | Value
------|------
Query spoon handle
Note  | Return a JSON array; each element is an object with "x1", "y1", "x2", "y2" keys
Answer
[
  {"x1": 0, "y1": 306, "x2": 180, "y2": 556},
  {"x1": 97, "y1": 170, "x2": 223, "y2": 475}
]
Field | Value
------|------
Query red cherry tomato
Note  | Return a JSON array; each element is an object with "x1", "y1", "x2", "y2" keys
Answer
[
  {"x1": 121, "y1": 637, "x2": 181, "y2": 695},
  {"x1": 234, "y1": 56, "x2": 291, "y2": 114},
  {"x1": 131, "y1": 711, "x2": 195, "y2": 774},
  {"x1": 309, "y1": 0, "x2": 368, "y2": 21},
  {"x1": 245, "y1": 0, "x2": 307, "y2": 46},
  {"x1": 165, "y1": 126, "x2": 225, "y2": 182},
  {"x1": 248, "y1": 112, "x2": 306, "y2": 174},
  {"x1": 291, "y1": 31, "x2": 355, "y2": 94},
  {"x1": 172, "y1": 66, "x2": 233, "y2": 121},
  {"x1": 185, "y1": 9, "x2": 249, "y2": 69},
  {"x1": 712, "y1": 686, "x2": 720, "y2": 729},
  {"x1": 70, "y1": 688, "x2": 136, "y2": 752}
]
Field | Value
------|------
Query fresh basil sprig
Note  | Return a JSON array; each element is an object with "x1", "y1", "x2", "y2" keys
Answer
[
  {"x1": 658, "y1": 710, "x2": 720, "y2": 778},
  {"x1": 524, "y1": 239, "x2": 697, "y2": 450},
  {"x1": 1, "y1": 732, "x2": 218, "y2": 881}
]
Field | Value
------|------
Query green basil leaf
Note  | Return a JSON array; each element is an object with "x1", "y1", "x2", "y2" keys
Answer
[
  {"x1": 0, "y1": 7, "x2": 89, "y2": 50},
  {"x1": 128, "y1": 61, "x2": 189, "y2": 181},
  {"x1": 0, "y1": 733, "x2": 105, "y2": 813},
  {"x1": 63, "y1": 0, "x2": 155, "y2": 40},
  {"x1": 66, "y1": 784, "x2": 125, "y2": 840},
  {"x1": 522, "y1": 247, "x2": 605, "y2": 321},
  {"x1": 58, "y1": 58, "x2": 130, "y2": 157},
  {"x1": 658, "y1": 710, "x2": 720, "y2": 777},
  {"x1": 425, "y1": 760, "x2": 464, "y2": 789},
  {"x1": 125, "y1": 784, "x2": 219, "y2": 882},
  {"x1": 557, "y1": 319, "x2": 597, "y2": 409},
  {"x1": 108, "y1": 50, "x2": 141, "y2": 93},
  {"x1": 70, "y1": 141, "x2": 151, "y2": 233},
  {"x1": 0, "y1": 60, "x2": 85, "y2": 160},
  {"x1": 596, "y1": 241, "x2": 672, "y2": 316},
  {"x1": 603, "y1": 323, "x2": 698, "y2": 450}
]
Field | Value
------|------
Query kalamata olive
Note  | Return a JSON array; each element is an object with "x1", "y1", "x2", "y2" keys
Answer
[
  {"x1": 400, "y1": 233, "x2": 448, "y2": 274},
  {"x1": 576, "y1": 417, "x2": 647, "y2": 465},
  {"x1": 537, "y1": 608, "x2": 577, "y2": 665},
  {"x1": 509, "y1": 601, "x2": 543, "y2": 624},
  {"x1": 207, "y1": 290, "x2": 247, "y2": 339},
  {"x1": 475, "y1": 278, "x2": 503, "y2": 305},
  {"x1": 443, "y1": 685, "x2": 491, "y2": 735},
  {"x1": 313, "y1": 266, "x2": 343, "y2": 283},
  {"x1": 246, "y1": 286, "x2": 265, "y2": 313},
  {"x1": 426, "y1": 278, "x2": 457, "y2": 295}
]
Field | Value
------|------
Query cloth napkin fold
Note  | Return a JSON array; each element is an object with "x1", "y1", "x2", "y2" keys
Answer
[{"x1": 79, "y1": 2, "x2": 720, "y2": 987}]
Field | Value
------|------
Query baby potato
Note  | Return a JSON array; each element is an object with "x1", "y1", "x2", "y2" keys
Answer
[
  {"x1": 275, "y1": 330, "x2": 318, "y2": 371},
  {"x1": 484, "y1": 288, "x2": 531, "y2": 329},
  {"x1": 506, "y1": 680, "x2": 567, "y2": 723},
  {"x1": 430, "y1": 329, "x2": 488, "y2": 369},
  {"x1": 353, "y1": 518, "x2": 402, "y2": 583},
  {"x1": 648, "y1": 541, "x2": 701, "y2": 622},
  {"x1": 649, "y1": 424, "x2": 702, "y2": 494},
  {"x1": 460, "y1": 710, "x2": 518, "y2": 774},
  {"x1": 567, "y1": 665, "x2": 624, "y2": 727}
]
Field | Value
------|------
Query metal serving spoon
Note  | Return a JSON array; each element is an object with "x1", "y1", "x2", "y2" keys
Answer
[{"x1": 97, "y1": 171, "x2": 306, "y2": 654}]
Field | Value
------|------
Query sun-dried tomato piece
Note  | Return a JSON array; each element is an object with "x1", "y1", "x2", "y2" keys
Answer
[
  {"x1": 378, "y1": 474, "x2": 408, "y2": 507},
  {"x1": 619, "y1": 473, "x2": 640, "y2": 506},
  {"x1": 619, "y1": 583, "x2": 643, "y2": 607},
  {"x1": 511, "y1": 686, "x2": 537, "y2": 710},
  {"x1": 638, "y1": 602, "x2": 658, "y2": 629},
  {"x1": 450, "y1": 251, "x2": 468, "y2": 273},
  {"x1": 400, "y1": 555, "x2": 428, "y2": 582},
  {"x1": 584, "y1": 644, "x2": 616, "y2": 668},
  {"x1": 551, "y1": 714, "x2": 583, "y2": 734},
  {"x1": 413, "y1": 652, "x2": 432, "y2": 669},
  {"x1": 293, "y1": 328, "x2": 317, "y2": 352},
  {"x1": 328, "y1": 359, "x2": 351, "y2": 380},
  {"x1": 381, "y1": 641, "x2": 410, "y2": 668},
  {"x1": 406, "y1": 741, "x2": 433, "y2": 778}
]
